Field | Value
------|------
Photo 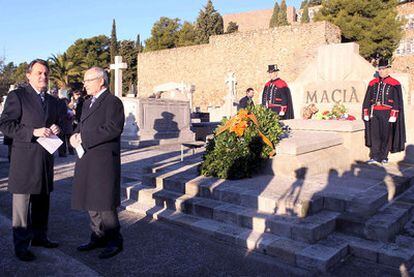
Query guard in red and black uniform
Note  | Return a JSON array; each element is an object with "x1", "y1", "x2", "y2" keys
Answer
[
  {"x1": 261, "y1": 64, "x2": 294, "y2": 119},
  {"x1": 362, "y1": 59, "x2": 406, "y2": 165}
]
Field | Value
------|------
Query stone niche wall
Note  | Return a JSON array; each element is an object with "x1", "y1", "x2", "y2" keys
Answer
[{"x1": 137, "y1": 21, "x2": 341, "y2": 112}]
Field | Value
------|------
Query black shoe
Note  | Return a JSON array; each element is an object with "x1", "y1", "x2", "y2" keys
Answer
[
  {"x1": 31, "y1": 239, "x2": 59, "y2": 248},
  {"x1": 98, "y1": 245, "x2": 123, "y2": 259},
  {"x1": 77, "y1": 240, "x2": 106, "y2": 252},
  {"x1": 15, "y1": 250, "x2": 36, "y2": 262}
]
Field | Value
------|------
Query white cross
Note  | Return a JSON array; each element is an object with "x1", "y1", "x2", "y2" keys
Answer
[
  {"x1": 225, "y1": 72, "x2": 237, "y2": 100},
  {"x1": 110, "y1": 56, "x2": 128, "y2": 98}
]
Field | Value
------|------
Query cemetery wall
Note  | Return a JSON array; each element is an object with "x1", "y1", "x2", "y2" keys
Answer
[{"x1": 137, "y1": 21, "x2": 341, "y2": 111}]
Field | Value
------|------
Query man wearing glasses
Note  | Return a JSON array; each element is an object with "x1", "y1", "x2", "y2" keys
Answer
[{"x1": 70, "y1": 67, "x2": 125, "y2": 259}]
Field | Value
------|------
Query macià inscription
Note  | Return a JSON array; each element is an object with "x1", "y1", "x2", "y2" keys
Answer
[{"x1": 306, "y1": 87, "x2": 360, "y2": 104}]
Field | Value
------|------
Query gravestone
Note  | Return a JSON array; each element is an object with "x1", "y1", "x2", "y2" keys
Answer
[
  {"x1": 121, "y1": 97, "x2": 195, "y2": 146},
  {"x1": 205, "y1": 73, "x2": 238, "y2": 122},
  {"x1": 153, "y1": 82, "x2": 195, "y2": 111}
]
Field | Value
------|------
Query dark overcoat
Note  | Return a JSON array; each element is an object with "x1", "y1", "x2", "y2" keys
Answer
[
  {"x1": 71, "y1": 90, "x2": 125, "y2": 211},
  {"x1": 362, "y1": 76, "x2": 406, "y2": 153},
  {"x1": 0, "y1": 85, "x2": 61, "y2": 194},
  {"x1": 261, "y1": 78, "x2": 294, "y2": 120}
]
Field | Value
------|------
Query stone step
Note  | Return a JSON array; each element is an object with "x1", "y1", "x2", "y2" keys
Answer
[
  {"x1": 332, "y1": 233, "x2": 414, "y2": 269},
  {"x1": 337, "y1": 185, "x2": 414, "y2": 242},
  {"x1": 143, "y1": 160, "x2": 414, "y2": 220},
  {"x1": 143, "y1": 171, "x2": 325, "y2": 217},
  {"x1": 364, "y1": 202, "x2": 414, "y2": 242},
  {"x1": 144, "y1": 153, "x2": 203, "y2": 174},
  {"x1": 121, "y1": 200, "x2": 348, "y2": 273},
  {"x1": 124, "y1": 182, "x2": 339, "y2": 243}
]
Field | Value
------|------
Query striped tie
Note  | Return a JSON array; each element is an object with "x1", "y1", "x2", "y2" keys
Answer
[
  {"x1": 39, "y1": 93, "x2": 46, "y2": 111},
  {"x1": 89, "y1": 97, "x2": 96, "y2": 108}
]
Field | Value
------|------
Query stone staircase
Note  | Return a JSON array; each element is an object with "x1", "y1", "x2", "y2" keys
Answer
[{"x1": 121, "y1": 155, "x2": 414, "y2": 273}]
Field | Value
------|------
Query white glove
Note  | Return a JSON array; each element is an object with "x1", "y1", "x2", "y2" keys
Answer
[
  {"x1": 363, "y1": 116, "x2": 370, "y2": 121},
  {"x1": 389, "y1": 116, "x2": 397, "y2": 123},
  {"x1": 279, "y1": 111, "x2": 285, "y2": 116}
]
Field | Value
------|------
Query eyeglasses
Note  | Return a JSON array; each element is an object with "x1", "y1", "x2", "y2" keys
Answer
[{"x1": 83, "y1": 76, "x2": 102, "y2": 83}]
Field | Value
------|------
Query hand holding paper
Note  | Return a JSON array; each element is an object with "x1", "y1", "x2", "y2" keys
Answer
[
  {"x1": 37, "y1": 135, "x2": 63, "y2": 154},
  {"x1": 70, "y1": 133, "x2": 85, "y2": 159}
]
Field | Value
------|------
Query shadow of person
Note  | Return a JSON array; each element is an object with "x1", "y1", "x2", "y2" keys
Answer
[
  {"x1": 153, "y1": 111, "x2": 180, "y2": 140},
  {"x1": 275, "y1": 167, "x2": 308, "y2": 216},
  {"x1": 398, "y1": 144, "x2": 414, "y2": 167}
]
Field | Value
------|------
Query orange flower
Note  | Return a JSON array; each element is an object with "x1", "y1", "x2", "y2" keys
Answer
[{"x1": 230, "y1": 119, "x2": 248, "y2": 137}]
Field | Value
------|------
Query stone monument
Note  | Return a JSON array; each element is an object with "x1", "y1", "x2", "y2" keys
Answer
[{"x1": 110, "y1": 56, "x2": 128, "y2": 98}]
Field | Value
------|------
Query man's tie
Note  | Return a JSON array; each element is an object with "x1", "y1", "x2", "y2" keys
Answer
[
  {"x1": 89, "y1": 97, "x2": 96, "y2": 108},
  {"x1": 39, "y1": 92, "x2": 46, "y2": 111}
]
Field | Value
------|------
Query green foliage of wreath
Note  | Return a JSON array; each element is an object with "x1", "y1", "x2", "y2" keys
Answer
[{"x1": 199, "y1": 105, "x2": 285, "y2": 179}]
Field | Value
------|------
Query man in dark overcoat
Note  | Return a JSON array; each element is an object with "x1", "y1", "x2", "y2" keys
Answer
[
  {"x1": 0, "y1": 59, "x2": 61, "y2": 261},
  {"x1": 70, "y1": 66, "x2": 125, "y2": 259}
]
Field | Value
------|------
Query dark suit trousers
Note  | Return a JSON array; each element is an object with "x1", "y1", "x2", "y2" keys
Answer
[
  {"x1": 89, "y1": 210, "x2": 122, "y2": 247},
  {"x1": 12, "y1": 194, "x2": 50, "y2": 252},
  {"x1": 369, "y1": 110, "x2": 392, "y2": 161}
]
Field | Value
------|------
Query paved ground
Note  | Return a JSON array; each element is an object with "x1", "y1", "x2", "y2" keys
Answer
[{"x1": 0, "y1": 143, "x2": 402, "y2": 276}]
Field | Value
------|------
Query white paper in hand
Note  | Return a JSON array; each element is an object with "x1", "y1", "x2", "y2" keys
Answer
[
  {"x1": 37, "y1": 135, "x2": 63, "y2": 154},
  {"x1": 76, "y1": 144, "x2": 85, "y2": 159}
]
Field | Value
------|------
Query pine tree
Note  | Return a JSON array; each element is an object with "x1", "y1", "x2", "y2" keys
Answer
[
  {"x1": 269, "y1": 1, "x2": 280, "y2": 28},
  {"x1": 308, "y1": 0, "x2": 322, "y2": 7},
  {"x1": 177, "y1": 22, "x2": 198, "y2": 47},
  {"x1": 195, "y1": 0, "x2": 224, "y2": 44},
  {"x1": 144, "y1": 17, "x2": 181, "y2": 51},
  {"x1": 110, "y1": 19, "x2": 118, "y2": 92},
  {"x1": 301, "y1": 4, "x2": 310, "y2": 23},
  {"x1": 226, "y1": 21, "x2": 239, "y2": 33},
  {"x1": 314, "y1": 0, "x2": 404, "y2": 59}
]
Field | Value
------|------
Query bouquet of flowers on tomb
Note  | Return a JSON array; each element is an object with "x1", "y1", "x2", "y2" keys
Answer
[
  {"x1": 199, "y1": 105, "x2": 285, "y2": 180},
  {"x1": 313, "y1": 104, "x2": 356, "y2": 121}
]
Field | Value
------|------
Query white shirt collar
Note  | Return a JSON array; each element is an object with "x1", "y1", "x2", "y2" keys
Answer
[
  {"x1": 30, "y1": 84, "x2": 44, "y2": 95},
  {"x1": 93, "y1": 88, "x2": 107, "y2": 99}
]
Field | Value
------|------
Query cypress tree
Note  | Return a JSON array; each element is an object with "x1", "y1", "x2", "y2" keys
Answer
[
  {"x1": 110, "y1": 19, "x2": 118, "y2": 92},
  {"x1": 278, "y1": 0, "x2": 289, "y2": 26},
  {"x1": 301, "y1": 4, "x2": 310, "y2": 23},
  {"x1": 269, "y1": 1, "x2": 280, "y2": 28}
]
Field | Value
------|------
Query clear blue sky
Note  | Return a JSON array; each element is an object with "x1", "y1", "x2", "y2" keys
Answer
[{"x1": 0, "y1": 0, "x2": 302, "y2": 65}]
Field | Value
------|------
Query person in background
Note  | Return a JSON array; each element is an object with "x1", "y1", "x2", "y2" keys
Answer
[{"x1": 238, "y1": 87, "x2": 255, "y2": 110}]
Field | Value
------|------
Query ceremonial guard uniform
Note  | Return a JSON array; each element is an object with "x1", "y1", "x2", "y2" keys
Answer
[
  {"x1": 261, "y1": 64, "x2": 294, "y2": 119},
  {"x1": 362, "y1": 59, "x2": 406, "y2": 164}
]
